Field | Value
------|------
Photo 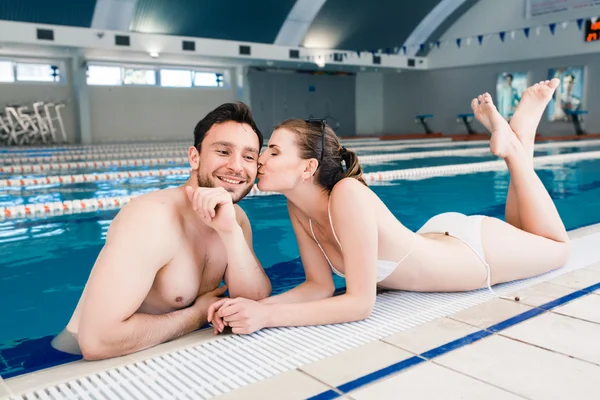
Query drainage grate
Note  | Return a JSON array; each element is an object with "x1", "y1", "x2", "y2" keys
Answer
[{"x1": 10, "y1": 232, "x2": 600, "y2": 399}]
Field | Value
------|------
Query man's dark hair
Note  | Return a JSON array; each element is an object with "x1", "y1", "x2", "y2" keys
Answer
[{"x1": 193, "y1": 102, "x2": 263, "y2": 151}]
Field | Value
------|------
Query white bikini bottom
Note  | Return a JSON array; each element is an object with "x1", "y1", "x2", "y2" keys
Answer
[
  {"x1": 417, "y1": 212, "x2": 487, "y2": 264},
  {"x1": 417, "y1": 212, "x2": 498, "y2": 294}
]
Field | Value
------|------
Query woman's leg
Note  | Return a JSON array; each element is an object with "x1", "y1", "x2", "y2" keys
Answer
[
  {"x1": 472, "y1": 80, "x2": 560, "y2": 230},
  {"x1": 471, "y1": 88, "x2": 569, "y2": 244},
  {"x1": 482, "y1": 217, "x2": 570, "y2": 284}
]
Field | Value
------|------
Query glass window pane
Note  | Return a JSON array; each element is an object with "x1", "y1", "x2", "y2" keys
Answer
[
  {"x1": 193, "y1": 72, "x2": 221, "y2": 87},
  {"x1": 87, "y1": 65, "x2": 122, "y2": 86},
  {"x1": 123, "y1": 68, "x2": 156, "y2": 85},
  {"x1": 16, "y1": 63, "x2": 59, "y2": 82},
  {"x1": 160, "y1": 69, "x2": 192, "y2": 87},
  {"x1": 0, "y1": 61, "x2": 14, "y2": 82}
]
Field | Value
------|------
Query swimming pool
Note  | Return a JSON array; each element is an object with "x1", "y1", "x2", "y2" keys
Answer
[{"x1": 1, "y1": 144, "x2": 600, "y2": 379}]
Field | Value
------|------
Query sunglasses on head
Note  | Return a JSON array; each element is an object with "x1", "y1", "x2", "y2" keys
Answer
[{"x1": 304, "y1": 119, "x2": 327, "y2": 162}]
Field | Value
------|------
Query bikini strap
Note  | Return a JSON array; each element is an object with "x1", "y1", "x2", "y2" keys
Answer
[
  {"x1": 327, "y1": 198, "x2": 343, "y2": 250},
  {"x1": 309, "y1": 218, "x2": 338, "y2": 274}
]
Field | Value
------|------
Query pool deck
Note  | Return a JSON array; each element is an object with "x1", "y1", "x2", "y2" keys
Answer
[{"x1": 2, "y1": 222, "x2": 600, "y2": 399}]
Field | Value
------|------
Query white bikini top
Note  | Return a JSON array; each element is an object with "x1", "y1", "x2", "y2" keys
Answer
[{"x1": 308, "y1": 200, "x2": 416, "y2": 283}]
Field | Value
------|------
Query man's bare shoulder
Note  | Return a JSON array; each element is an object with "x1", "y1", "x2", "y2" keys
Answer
[{"x1": 107, "y1": 187, "x2": 185, "y2": 243}]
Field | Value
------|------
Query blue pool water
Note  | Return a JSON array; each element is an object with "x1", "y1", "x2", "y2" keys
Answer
[{"x1": 1, "y1": 154, "x2": 600, "y2": 379}]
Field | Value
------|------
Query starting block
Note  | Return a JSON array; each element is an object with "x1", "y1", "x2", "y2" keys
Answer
[
  {"x1": 457, "y1": 113, "x2": 476, "y2": 134},
  {"x1": 415, "y1": 114, "x2": 434, "y2": 134}
]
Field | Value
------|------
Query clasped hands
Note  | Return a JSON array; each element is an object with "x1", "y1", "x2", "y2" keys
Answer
[{"x1": 207, "y1": 297, "x2": 269, "y2": 335}]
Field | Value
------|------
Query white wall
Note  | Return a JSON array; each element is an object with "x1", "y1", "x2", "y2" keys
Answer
[
  {"x1": 355, "y1": 72, "x2": 384, "y2": 136},
  {"x1": 429, "y1": 0, "x2": 600, "y2": 69},
  {"x1": 88, "y1": 85, "x2": 236, "y2": 143}
]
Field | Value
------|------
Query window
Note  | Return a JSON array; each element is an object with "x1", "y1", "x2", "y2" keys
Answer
[
  {"x1": 123, "y1": 68, "x2": 156, "y2": 85},
  {"x1": 16, "y1": 63, "x2": 60, "y2": 82},
  {"x1": 87, "y1": 65, "x2": 122, "y2": 86},
  {"x1": 85, "y1": 64, "x2": 227, "y2": 88},
  {"x1": 193, "y1": 72, "x2": 223, "y2": 87},
  {"x1": 160, "y1": 69, "x2": 192, "y2": 87},
  {"x1": 0, "y1": 61, "x2": 14, "y2": 82}
]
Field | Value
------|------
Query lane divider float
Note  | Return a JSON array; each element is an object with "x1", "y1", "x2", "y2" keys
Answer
[{"x1": 2, "y1": 150, "x2": 599, "y2": 220}]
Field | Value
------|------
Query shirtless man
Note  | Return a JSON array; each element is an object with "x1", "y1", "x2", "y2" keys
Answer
[{"x1": 51, "y1": 102, "x2": 272, "y2": 360}]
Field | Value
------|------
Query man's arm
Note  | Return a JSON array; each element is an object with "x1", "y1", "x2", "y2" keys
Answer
[
  {"x1": 77, "y1": 200, "x2": 208, "y2": 361},
  {"x1": 222, "y1": 206, "x2": 271, "y2": 300}
]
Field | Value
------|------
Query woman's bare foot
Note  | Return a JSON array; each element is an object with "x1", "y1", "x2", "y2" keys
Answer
[
  {"x1": 472, "y1": 93, "x2": 521, "y2": 159},
  {"x1": 509, "y1": 79, "x2": 560, "y2": 149},
  {"x1": 471, "y1": 93, "x2": 495, "y2": 132}
]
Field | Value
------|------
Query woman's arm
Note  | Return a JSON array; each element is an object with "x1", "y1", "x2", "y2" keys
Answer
[
  {"x1": 264, "y1": 179, "x2": 379, "y2": 325},
  {"x1": 259, "y1": 200, "x2": 336, "y2": 305},
  {"x1": 212, "y1": 179, "x2": 380, "y2": 333}
]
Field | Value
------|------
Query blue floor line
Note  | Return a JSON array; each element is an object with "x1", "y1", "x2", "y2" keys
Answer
[{"x1": 306, "y1": 281, "x2": 600, "y2": 400}]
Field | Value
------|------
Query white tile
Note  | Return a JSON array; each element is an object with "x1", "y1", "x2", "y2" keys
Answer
[
  {"x1": 382, "y1": 317, "x2": 479, "y2": 355},
  {"x1": 0, "y1": 378, "x2": 11, "y2": 399},
  {"x1": 568, "y1": 223, "x2": 600, "y2": 239},
  {"x1": 436, "y1": 335, "x2": 600, "y2": 400},
  {"x1": 505, "y1": 282, "x2": 574, "y2": 307},
  {"x1": 586, "y1": 262, "x2": 600, "y2": 272},
  {"x1": 300, "y1": 341, "x2": 413, "y2": 387},
  {"x1": 501, "y1": 312, "x2": 600, "y2": 364},
  {"x1": 350, "y1": 362, "x2": 521, "y2": 400},
  {"x1": 547, "y1": 269, "x2": 600, "y2": 290},
  {"x1": 214, "y1": 370, "x2": 333, "y2": 400},
  {"x1": 449, "y1": 298, "x2": 533, "y2": 328},
  {"x1": 553, "y1": 293, "x2": 600, "y2": 324}
]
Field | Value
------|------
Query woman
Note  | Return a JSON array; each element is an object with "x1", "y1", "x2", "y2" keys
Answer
[{"x1": 207, "y1": 79, "x2": 570, "y2": 334}]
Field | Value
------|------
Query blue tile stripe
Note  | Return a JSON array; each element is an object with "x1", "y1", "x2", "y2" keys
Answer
[
  {"x1": 307, "y1": 389, "x2": 342, "y2": 400},
  {"x1": 306, "y1": 281, "x2": 600, "y2": 399}
]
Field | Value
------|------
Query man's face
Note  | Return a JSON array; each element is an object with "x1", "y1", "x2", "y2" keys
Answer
[{"x1": 190, "y1": 121, "x2": 260, "y2": 203}]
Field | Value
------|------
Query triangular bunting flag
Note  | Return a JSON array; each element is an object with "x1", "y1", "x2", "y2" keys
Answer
[
  {"x1": 549, "y1": 23, "x2": 556, "y2": 35},
  {"x1": 577, "y1": 18, "x2": 584, "y2": 30},
  {"x1": 402, "y1": 46, "x2": 407, "y2": 54},
  {"x1": 456, "y1": 38, "x2": 462, "y2": 47},
  {"x1": 499, "y1": 31, "x2": 506, "y2": 42},
  {"x1": 436, "y1": 41, "x2": 441, "y2": 48},
  {"x1": 524, "y1": 27, "x2": 530, "y2": 38},
  {"x1": 478, "y1": 35, "x2": 483, "y2": 45},
  {"x1": 420, "y1": 43, "x2": 425, "y2": 52}
]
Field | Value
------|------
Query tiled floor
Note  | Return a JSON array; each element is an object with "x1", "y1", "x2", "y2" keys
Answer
[
  {"x1": 3, "y1": 225, "x2": 600, "y2": 400},
  {"x1": 0, "y1": 378, "x2": 9, "y2": 399}
]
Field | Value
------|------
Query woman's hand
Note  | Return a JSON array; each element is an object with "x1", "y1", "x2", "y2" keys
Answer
[{"x1": 208, "y1": 298, "x2": 270, "y2": 334}]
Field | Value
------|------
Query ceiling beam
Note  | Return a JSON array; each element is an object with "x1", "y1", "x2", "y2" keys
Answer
[
  {"x1": 402, "y1": 0, "x2": 476, "y2": 56},
  {"x1": 274, "y1": 0, "x2": 327, "y2": 47},
  {"x1": 91, "y1": 0, "x2": 137, "y2": 31}
]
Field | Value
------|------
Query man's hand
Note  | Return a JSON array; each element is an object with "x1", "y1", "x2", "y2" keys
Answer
[
  {"x1": 207, "y1": 298, "x2": 269, "y2": 335},
  {"x1": 193, "y1": 285, "x2": 229, "y2": 322},
  {"x1": 185, "y1": 186, "x2": 238, "y2": 233}
]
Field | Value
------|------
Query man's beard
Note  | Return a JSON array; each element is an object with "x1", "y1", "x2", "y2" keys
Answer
[{"x1": 196, "y1": 170, "x2": 253, "y2": 204}]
